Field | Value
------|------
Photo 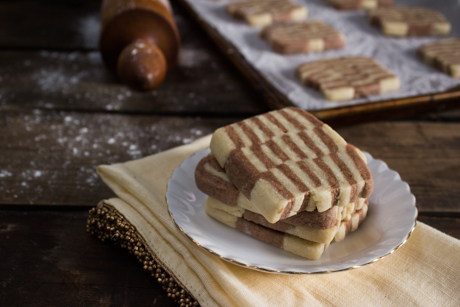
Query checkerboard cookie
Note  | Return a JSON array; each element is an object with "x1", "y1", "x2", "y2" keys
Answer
[
  {"x1": 205, "y1": 197, "x2": 368, "y2": 243},
  {"x1": 261, "y1": 21, "x2": 345, "y2": 54},
  {"x1": 209, "y1": 107, "x2": 373, "y2": 222},
  {"x1": 205, "y1": 198, "x2": 368, "y2": 259},
  {"x1": 195, "y1": 153, "x2": 367, "y2": 226},
  {"x1": 226, "y1": 0, "x2": 307, "y2": 26},
  {"x1": 368, "y1": 7, "x2": 451, "y2": 37},
  {"x1": 327, "y1": 0, "x2": 393, "y2": 10},
  {"x1": 296, "y1": 56, "x2": 400, "y2": 101},
  {"x1": 418, "y1": 38, "x2": 460, "y2": 79}
]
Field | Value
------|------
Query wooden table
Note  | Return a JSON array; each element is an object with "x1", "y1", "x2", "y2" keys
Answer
[{"x1": 1, "y1": 1, "x2": 459, "y2": 306}]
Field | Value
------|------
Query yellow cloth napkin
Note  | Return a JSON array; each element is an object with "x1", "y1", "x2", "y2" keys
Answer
[{"x1": 98, "y1": 136, "x2": 460, "y2": 307}]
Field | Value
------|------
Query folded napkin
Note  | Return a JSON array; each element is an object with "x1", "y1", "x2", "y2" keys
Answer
[{"x1": 96, "y1": 136, "x2": 460, "y2": 307}]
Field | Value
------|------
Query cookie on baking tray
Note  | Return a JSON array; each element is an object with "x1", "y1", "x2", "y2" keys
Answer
[
  {"x1": 208, "y1": 107, "x2": 374, "y2": 223},
  {"x1": 327, "y1": 0, "x2": 393, "y2": 10},
  {"x1": 226, "y1": 0, "x2": 307, "y2": 26},
  {"x1": 418, "y1": 38, "x2": 460, "y2": 79},
  {"x1": 368, "y1": 6, "x2": 451, "y2": 37},
  {"x1": 261, "y1": 21, "x2": 345, "y2": 54},
  {"x1": 296, "y1": 56, "x2": 400, "y2": 101}
]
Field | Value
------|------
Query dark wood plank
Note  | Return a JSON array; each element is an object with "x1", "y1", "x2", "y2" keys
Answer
[
  {"x1": 1, "y1": 107, "x2": 460, "y2": 214},
  {"x1": 0, "y1": 107, "x2": 243, "y2": 206},
  {"x1": 0, "y1": 210, "x2": 177, "y2": 306},
  {"x1": 0, "y1": 210, "x2": 459, "y2": 307},
  {"x1": 0, "y1": 0, "x2": 267, "y2": 115},
  {"x1": 418, "y1": 216, "x2": 460, "y2": 240},
  {"x1": 337, "y1": 122, "x2": 460, "y2": 214},
  {"x1": 0, "y1": 49, "x2": 267, "y2": 114},
  {"x1": 0, "y1": 0, "x2": 101, "y2": 50}
]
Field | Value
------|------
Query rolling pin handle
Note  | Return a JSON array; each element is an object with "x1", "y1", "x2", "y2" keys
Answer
[{"x1": 116, "y1": 39, "x2": 167, "y2": 91}]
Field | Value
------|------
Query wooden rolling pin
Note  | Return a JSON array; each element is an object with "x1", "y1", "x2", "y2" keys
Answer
[{"x1": 99, "y1": 0, "x2": 180, "y2": 90}]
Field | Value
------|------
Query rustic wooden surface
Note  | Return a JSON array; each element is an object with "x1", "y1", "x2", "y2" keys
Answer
[{"x1": 1, "y1": 0, "x2": 459, "y2": 306}]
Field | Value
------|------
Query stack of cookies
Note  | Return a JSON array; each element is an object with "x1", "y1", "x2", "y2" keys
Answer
[{"x1": 195, "y1": 107, "x2": 373, "y2": 260}]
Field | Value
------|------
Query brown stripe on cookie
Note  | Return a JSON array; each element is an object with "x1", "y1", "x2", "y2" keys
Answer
[
  {"x1": 330, "y1": 153, "x2": 359, "y2": 204},
  {"x1": 236, "y1": 218, "x2": 284, "y2": 248},
  {"x1": 264, "y1": 112, "x2": 288, "y2": 133},
  {"x1": 225, "y1": 126, "x2": 245, "y2": 149},
  {"x1": 238, "y1": 121, "x2": 261, "y2": 145},
  {"x1": 280, "y1": 200, "x2": 295, "y2": 220},
  {"x1": 250, "y1": 116, "x2": 275, "y2": 138},
  {"x1": 266, "y1": 139, "x2": 289, "y2": 161},
  {"x1": 276, "y1": 164, "x2": 310, "y2": 193},
  {"x1": 227, "y1": 149, "x2": 295, "y2": 201},
  {"x1": 282, "y1": 135, "x2": 308, "y2": 159},
  {"x1": 282, "y1": 206, "x2": 338, "y2": 229},
  {"x1": 314, "y1": 158, "x2": 340, "y2": 206},
  {"x1": 243, "y1": 210, "x2": 293, "y2": 232},
  {"x1": 299, "y1": 193, "x2": 311, "y2": 212},
  {"x1": 298, "y1": 130, "x2": 324, "y2": 157},
  {"x1": 296, "y1": 160, "x2": 322, "y2": 188},
  {"x1": 408, "y1": 24, "x2": 433, "y2": 36},
  {"x1": 260, "y1": 170, "x2": 295, "y2": 200},
  {"x1": 278, "y1": 109, "x2": 307, "y2": 131},
  {"x1": 346, "y1": 144, "x2": 374, "y2": 198},
  {"x1": 204, "y1": 154, "x2": 226, "y2": 173},
  {"x1": 195, "y1": 157, "x2": 240, "y2": 206},
  {"x1": 225, "y1": 149, "x2": 261, "y2": 197},
  {"x1": 355, "y1": 83, "x2": 380, "y2": 97},
  {"x1": 314, "y1": 126, "x2": 339, "y2": 153},
  {"x1": 287, "y1": 107, "x2": 324, "y2": 127},
  {"x1": 251, "y1": 144, "x2": 277, "y2": 169}
]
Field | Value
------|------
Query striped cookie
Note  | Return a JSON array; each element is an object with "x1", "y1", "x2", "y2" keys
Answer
[
  {"x1": 418, "y1": 38, "x2": 460, "y2": 79},
  {"x1": 368, "y1": 7, "x2": 451, "y2": 37},
  {"x1": 206, "y1": 197, "x2": 368, "y2": 243},
  {"x1": 227, "y1": 0, "x2": 307, "y2": 27},
  {"x1": 195, "y1": 153, "x2": 366, "y2": 225},
  {"x1": 327, "y1": 0, "x2": 393, "y2": 10},
  {"x1": 205, "y1": 201, "x2": 367, "y2": 259},
  {"x1": 296, "y1": 56, "x2": 400, "y2": 101},
  {"x1": 261, "y1": 21, "x2": 345, "y2": 54},
  {"x1": 209, "y1": 107, "x2": 373, "y2": 223}
]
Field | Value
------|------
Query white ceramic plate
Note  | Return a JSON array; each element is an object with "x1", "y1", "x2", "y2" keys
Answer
[{"x1": 166, "y1": 149, "x2": 417, "y2": 274}]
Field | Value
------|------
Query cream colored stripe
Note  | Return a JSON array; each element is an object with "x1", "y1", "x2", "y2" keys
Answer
[
  {"x1": 301, "y1": 159, "x2": 333, "y2": 212},
  {"x1": 287, "y1": 133, "x2": 319, "y2": 159},
  {"x1": 337, "y1": 147, "x2": 366, "y2": 195},
  {"x1": 241, "y1": 147, "x2": 267, "y2": 173},
  {"x1": 308, "y1": 129, "x2": 333, "y2": 156},
  {"x1": 322, "y1": 124, "x2": 347, "y2": 148},
  {"x1": 271, "y1": 112, "x2": 302, "y2": 132},
  {"x1": 245, "y1": 119, "x2": 270, "y2": 143},
  {"x1": 269, "y1": 167, "x2": 305, "y2": 213},
  {"x1": 284, "y1": 108, "x2": 316, "y2": 131},
  {"x1": 282, "y1": 235, "x2": 326, "y2": 261},
  {"x1": 321, "y1": 155, "x2": 351, "y2": 208},
  {"x1": 210, "y1": 127, "x2": 236, "y2": 167},
  {"x1": 232, "y1": 123, "x2": 253, "y2": 147},
  {"x1": 205, "y1": 201, "x2": 238, "y2": 228},
  {"x1": 284, "y1": 160, "x2": 316, "y2": 192},
  {"x1": 261, "y1": 144, "x2": 283, "y2": 165},
  {"x1": 286, "y1": 225, "x2": 338, "y2": 244},
  {"x1": 206, "y1": 197, "x2": 245, "y2": 217},
  {"x1": 204, "y1": 163, "x2": 230, "y2": 182},
  {"x1": 272, "y1": 137, "x2": 300, "y2": 161},
  {"x1": 258, "y1": 114, "x2": 286, "y2": 136}
]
